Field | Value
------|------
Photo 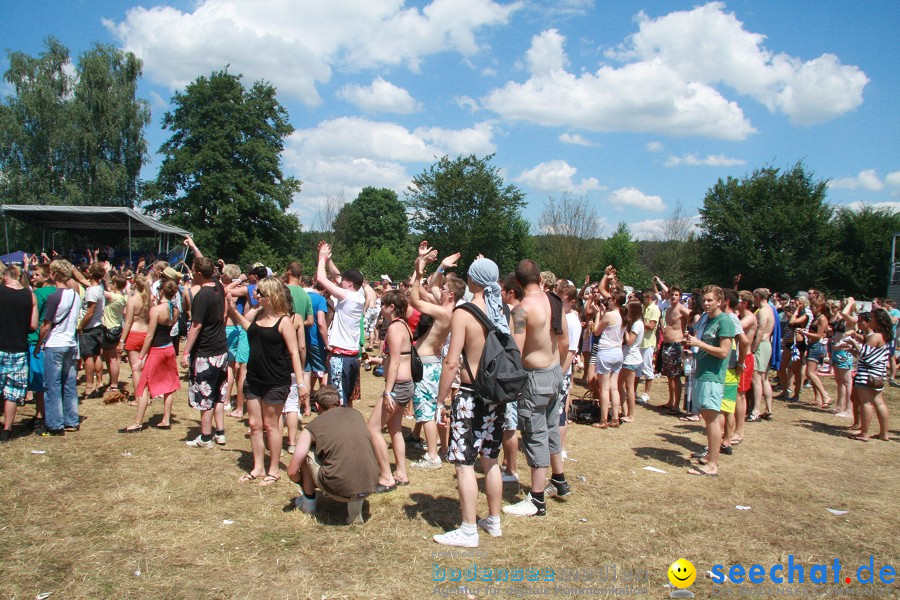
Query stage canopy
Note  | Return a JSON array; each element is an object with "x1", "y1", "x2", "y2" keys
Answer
[{"x1": 1, "y1": 204, "x2": 191, "y2": 258}]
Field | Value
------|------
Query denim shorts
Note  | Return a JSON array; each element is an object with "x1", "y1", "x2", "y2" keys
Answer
[{"x1": 807, "y1": 342, "x2": 826, "y2": 365}]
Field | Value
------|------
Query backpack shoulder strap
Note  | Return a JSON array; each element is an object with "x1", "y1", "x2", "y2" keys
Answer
[{"x1": 456, "y1": 302, "x2": 494, "y2": 331}]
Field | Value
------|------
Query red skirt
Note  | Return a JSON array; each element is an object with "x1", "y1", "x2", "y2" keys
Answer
[{"x1": 136, "y1": 344, "x2": 181, "y2": 398}]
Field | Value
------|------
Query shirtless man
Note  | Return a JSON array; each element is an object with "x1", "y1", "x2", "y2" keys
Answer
[
  {"x1": 660, "y1": 286, "x2": 690, "y2": 412},
  {"x1": 500, "y1": 273, "x2": 523, "y2": 483},
  {"x1": 503, "y1": 260, "x2": 568, "y2": 517},
  {"x1": 749, "y1": 288, "x2": 775, "y2": 420},
  {"x1": 432, "y1": 258, "x2": 505, "y2": 547},
  {"x1": 734, "y1": 292, "x2": 758, "y2": 444},
  {"x1": 409, "y1": 244, "x2": 464, "y2": 469}
]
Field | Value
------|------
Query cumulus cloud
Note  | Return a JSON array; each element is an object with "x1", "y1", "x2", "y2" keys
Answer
[
  {"x1": 338, "y1": 77, "x2": 420, "y2": 114},
  {"x1": 608, "y1": 187, "x2": 665, "y2": 212},
  {"x1": 629, "y1": 214, "x2": 701, "y2": 240},
  {"x1": 829, "y1": 169, "x2": 885, "y2": 192},
  {"x1": 645, "y1": 141, "x2": 664, "y2": 152},
  {"x1": 887, "y1": 171, "x2": 900, "y2": 196},
  {"x1": 608, "y1": 2, "x2": 867, "y2": 125},
  {"x1": 843, "y1": 201, "x2": 900, "y2": 214},
  {"x1": 106, "y1": 0, "x2": 520, "y2": 104},
  {"x1": 483, "y1": 28, "x2": 755, "y2": 140},
  {"x1": 665, "y1": 153, "x2": 746, "y2": 167},
  {"x1": 559, "y1": 133, "x2": 593, "y2": 146},
  {"x1": 516, "y1": 160, "x2": 602, "y2": 194},
  {"x1": 483, "y1": 3, "x2": 866, "y2": 138},
  {"x1": 283, "y1": 117, "x2": 496, "y2": 223}
]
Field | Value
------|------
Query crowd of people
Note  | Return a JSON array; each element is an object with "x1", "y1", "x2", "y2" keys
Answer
[{"x1": 0, "y1": 237, "x2": 894, "y2": 546}]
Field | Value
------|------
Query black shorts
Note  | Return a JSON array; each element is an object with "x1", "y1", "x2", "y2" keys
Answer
[
  {"x1": 244, "y1": 381, "x2": 291, "y2": 405},
  {"x1": 78, "y1": 326, "x2": 104, "y2": 357}
]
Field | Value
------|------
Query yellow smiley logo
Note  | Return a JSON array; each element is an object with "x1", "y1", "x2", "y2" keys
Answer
[{"x1": 668, "y1": 559, "x2": 696, "y2": 588}]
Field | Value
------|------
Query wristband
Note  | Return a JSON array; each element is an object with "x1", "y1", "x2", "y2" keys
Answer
[
  {"x1": 298, "y1": 382, "x2": 307, "y2": 388},
  {"x1": 436, "y1": 266, "x2": 445, "y2": 274}
]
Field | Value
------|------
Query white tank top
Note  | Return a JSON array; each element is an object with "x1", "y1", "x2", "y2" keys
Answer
[{"x1": 597, "y1": 311, "x2": 624, "y2": 350}]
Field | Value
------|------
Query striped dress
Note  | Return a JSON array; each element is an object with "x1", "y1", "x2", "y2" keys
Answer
[{"x1": 853, "y1": 341, "x2": 890, "y2": 389}]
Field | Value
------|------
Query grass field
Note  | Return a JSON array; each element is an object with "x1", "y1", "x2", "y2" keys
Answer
[{"x1": 1, "y1": 364, "x2": 898, "y2": 600}]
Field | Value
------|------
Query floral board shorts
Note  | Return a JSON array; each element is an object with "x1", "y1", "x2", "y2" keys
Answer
[
  {"x1": 447, "y1": 386, "x2": 502, "y2": 466},
  {"x1": 661, "y1": 342, "x2": 685, "y2": 377},
  {"x1": 413, "y1": 357, "x2": 441, "y2": 423},
  {"x1": 188, "y1": 351, "x2": 229, "y2": 411}
]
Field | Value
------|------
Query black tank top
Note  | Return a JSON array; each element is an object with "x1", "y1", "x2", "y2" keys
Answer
[
  {"x1": 247, "y1": 315, "x2": 290, "y2": 387},
  {"x1": 0, "y1": 286, "x2": 32, "y2": 352},
  {"x1": 151, "y1": 302, "x2": 176, "y2": 347}
]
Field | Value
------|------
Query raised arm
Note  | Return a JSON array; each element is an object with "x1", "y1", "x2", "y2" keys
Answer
[{"x1": 316, "y1": 242, "x2": 350, "y2": 301}]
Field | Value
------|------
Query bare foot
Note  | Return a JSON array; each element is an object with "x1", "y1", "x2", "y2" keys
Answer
[
  {"x1": 848, "y1": 433, "x2": 869, "y2": 442},
  {"x1": 227, "y1": 410, "x2": 243, "y2": 419},
  {"x1": 833, "y1": 411, "x2": 853, "y2": 418}
]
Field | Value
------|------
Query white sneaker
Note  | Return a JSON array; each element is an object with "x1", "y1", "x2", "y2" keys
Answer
[
  {"x1": 288, "y1": 445, "x2": 296, "y2": 454},
  {"x1": 477, "y1": 517, "x2": 502, "y2": 538},
  {"x1": 346, "y1": 498, "x2": 365, "y2": 525},
  {"x1": 561, "y1": 450, "x2": 568, "y2": 460},
  {"x1": 637, "y1": 393, "x2": 650, "y2": 405},
  {"x1": 214, "y1": 433, "x2": 226, "y2": 445},
  {"x1": 501, "y1": 472, "x2": 519, "y2": 484},
  {"x1": 295, "y1": 493, "x2": 317, "y2": 514},
  {"x1": 185, "y1": 435, "x2": 214, "y2": 449},
  {"x1": 433, "y1": 527, "x2": 479, "y2": 548},
  {"x1": 503, "y1": 493, "x2": 545, "y2": 517},
  {"x1": 411, "y1": 455, "x2": 442, "y2": 470}
]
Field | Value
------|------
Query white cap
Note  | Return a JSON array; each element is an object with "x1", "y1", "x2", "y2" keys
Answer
[{"x1": 381, "y1": 274, "x2": 392, "y2": 283}]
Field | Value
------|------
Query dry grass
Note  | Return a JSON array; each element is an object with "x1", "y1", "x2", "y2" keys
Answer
[{"x1": 1, "y1": 363, "x2": 898, "y2": 600}]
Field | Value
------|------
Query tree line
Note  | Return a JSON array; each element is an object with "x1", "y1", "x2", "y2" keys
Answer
[{"x1": 2, "y1": 39, "x2": 897, "y2": 297}]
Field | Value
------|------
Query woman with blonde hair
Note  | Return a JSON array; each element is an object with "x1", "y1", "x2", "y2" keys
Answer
[
  {"x1": 617, "y1": 300, "x2": 645, "y2": 423},
  {"x1": 228, "y1": 277, "x2": 305, "y2": 486},
  {"x1": 591, "y1": 289, "x2": 626, "y2": 429},
  {"x1": 366, "y1": 290, "x2": 414, "y2": 491},
  {"x1": 120, "y1": 274, "x2": 151, "y2": 400},
  {"x1": 120, "y1": 280, "x2": 181, "y2": 432}
]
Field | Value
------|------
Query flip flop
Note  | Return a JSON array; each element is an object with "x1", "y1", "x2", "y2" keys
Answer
[
  {"x1": 687, "y1": 467, "x2": 718, "y2": 477},
  {"x1": 155, "y1": 424, "x2": 171, "y2": 430},
  {"x1": 678, "y1": 415, "x2": 700, "y2": 422},
  {"x1": 592, "y1": 422, "x2": 608, "y2": 429},
  {"x1": 259, "y1": 474, "x2": 280, "y2": 486},
  {"x1": 394, "y1": 479, "x2": 410, "y2": 487},
  {"x1": 239, "y1": 472, "x2": 262, "y2": 482},
  {"x1": 375, "y1": 482, "x2": 398, "y2": 493},
  {"x1": 848, "y1": 434, "x2": 869, "y2": 442},
  {"x1": 118, "y1": 425, "x2": 143, "y2": 434}
]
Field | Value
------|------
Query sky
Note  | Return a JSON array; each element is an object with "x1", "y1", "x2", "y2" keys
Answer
[{"x1": 2, "y1": 0, "x2": 898, "y2": 239}]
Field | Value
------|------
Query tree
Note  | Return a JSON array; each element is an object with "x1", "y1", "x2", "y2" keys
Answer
[
  {"x1": 640, "y1": 200, "x2": 702, "y2": 289},
  {"x1": 333, "y1": 187, "x2": 408, "y2": 251},
  {"x1": 535, "y1": 193, "x2": 603, "y2": 280},
  {"x1": 822, "y1": 206, "x2": 900, "y2": 298},
  {"x1": 698, "y1": 162, "x2": 833, "y2": 292},
  {"x1": 147, "y1": 70, "x2": 301, "y2": 263},
  {"x1": 0, "y1": 37, "x2": 150, "y2": 207},
  {"x1": 599, "y1": 222, "x2": 651, "y2": 289},
  {"x1": 406, "y1": 154, "x2": 530, "y2": 273}
]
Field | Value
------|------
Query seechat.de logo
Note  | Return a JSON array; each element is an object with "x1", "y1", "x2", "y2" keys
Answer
[{"x1": 668, "y1": 559, "x2": 696, "y2": 598}]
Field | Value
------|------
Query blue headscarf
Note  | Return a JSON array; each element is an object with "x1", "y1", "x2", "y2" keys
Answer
[{"x1": 467, "y1": 258, "x2": 509, "y2": 334}]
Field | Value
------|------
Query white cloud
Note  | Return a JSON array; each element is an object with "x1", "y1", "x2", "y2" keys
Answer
[
  {"x1": 283, "y1": 117, "x2": 497, "y2": 225},
  {"x1": 149, "y1": 90, "x2": 169, "y2": 110},
  {"x1": 886, "y1": 172, "x2": 900, "y2": 187},
  {"x1": 843, "y1": 201, "x2": 900, "y2": 214},
  {"x1": 106, "y1": 0, "x2": 520, "y2": 104},
  {"x1": 483, "y1": 28, "x2": 755, "y2": 140},
  {"x1": 516, "y1": 160, "x2": 602, "y2": 194},
  {"x1": 645, "y1": 141, "x2": 664, "y2": 152},
  {"x1": 829, "y1": 169, "x2": 885, "y2": 192},
  {"x1": 665, "y1": 153, "x2": 745, "y2": 167},
  {"x1": 338, "y1": 77, "x2": 420, "y2": 114},
  {"x1": 608, "y1": 187, "x2": 665, "y2": 212},
  {"x1": 481, "y1": 67, "x2": 498, "y2": 77},
  {"x1": 455, "y1": 95, "x2": 480, "y2": 112},
  {"x1": 483, "y1": 3, "x2": 866, "y2": 138},
  {"x1": 629, "y1": 214, "x2": 701, "y2": 240},
  {"x1": 608, "y1": 2, "x2": 867, "y2": 125},
  {"x1": 559, "y1": 133, "x2": 593, "y2": 146}
]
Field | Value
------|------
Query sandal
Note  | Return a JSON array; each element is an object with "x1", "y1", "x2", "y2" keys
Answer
[
  {"x1": 118, "y1": 424, "x2": 143, "y2": 434},
  {"x1": 239, "y1": 472, "x2": 262, "y2": 483},
  {"x1": 592, "y1": 421, "x2": 608, "y2": 429},
  {"x1": 259, "y1": 474, "x2": 280, "y2": 486}
]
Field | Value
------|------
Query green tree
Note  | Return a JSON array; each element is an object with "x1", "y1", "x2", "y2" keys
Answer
[
  {"x1": 147, "y1": 70, "x2": 301, "y2": 262},
  {"x1": 698, "y1": 162, "x2": 832, "y2": 291},
  {"x1": 406, "y1": 154, "x2": 530, "y2": 273},
  {"x1": 0, "y1": 37, "x2": 149, "y2": 207},
  {"x1": 822, "y1": 206, "x2": 900, "y2": 298},
  {"x1": 333, "y1": 187, "x2": 408, "y2": 252},
  {"x1": 599, "y1": 222, "x2": 651, "y2": 289}
]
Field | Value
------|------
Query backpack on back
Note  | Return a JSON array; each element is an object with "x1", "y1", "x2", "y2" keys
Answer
[{"x1": 456, "y1": 302, "x2": 528, "y2": 406}]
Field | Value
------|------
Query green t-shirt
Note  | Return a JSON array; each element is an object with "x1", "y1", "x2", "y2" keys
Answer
[
  {"x1": 28, "y1": 286, "x2": 56, "y2": 345},
  {"x1": 286, "y1": 285, "x2": 313, "y2": 324},
  {"x1": 695, "y1": 312, "x2": 736, "y2": 383}
]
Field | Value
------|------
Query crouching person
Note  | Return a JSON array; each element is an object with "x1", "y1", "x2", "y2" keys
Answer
[{"x1": 287, "y1": 386, "x2": 379, "y2": 524}]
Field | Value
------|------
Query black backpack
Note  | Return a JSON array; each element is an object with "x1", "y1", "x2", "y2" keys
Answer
[{"x1": 456, "y1": 302, "x2": 528, "y2": 405}]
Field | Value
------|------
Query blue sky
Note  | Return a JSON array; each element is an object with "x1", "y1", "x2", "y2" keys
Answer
[{"x1": 2, "y1": 0, "x2": 897, "y2": 238}]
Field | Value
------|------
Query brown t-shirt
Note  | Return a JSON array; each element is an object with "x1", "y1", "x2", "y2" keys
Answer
[{"x1": 306, "y1": 407, "x2": 379, "y2": 498}]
